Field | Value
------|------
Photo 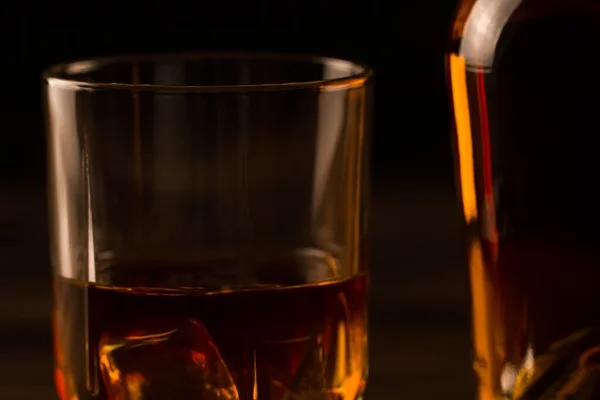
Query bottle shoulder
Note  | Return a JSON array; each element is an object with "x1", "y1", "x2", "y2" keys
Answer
[{"x1": 452, "y1": 0, "x2": 600, "y2": 68}]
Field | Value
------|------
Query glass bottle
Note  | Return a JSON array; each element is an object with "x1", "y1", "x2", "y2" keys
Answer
[{"x1": 448, "y1": 1, "x2": 600, "y2": 399}]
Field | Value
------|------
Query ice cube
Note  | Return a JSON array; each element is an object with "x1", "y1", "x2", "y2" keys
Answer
[
  {"x1": 98, "y1": 318, "x2": 239, "y2": 400},
  {"x1": 260, "y1": 335, "x2": 330, "y2": 400},
  {"x1": 257, "y1": 292, "x2": 365, "y2": 400}
]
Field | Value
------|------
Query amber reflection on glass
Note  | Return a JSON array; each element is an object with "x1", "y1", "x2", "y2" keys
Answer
[{"x1": 450, "y1": 53, "x2": 500, "y2": 400}]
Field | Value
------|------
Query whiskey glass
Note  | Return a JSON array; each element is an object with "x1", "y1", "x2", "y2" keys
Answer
[{"x1": 44, "y1": 53, "x2": 372, "y2": 400}]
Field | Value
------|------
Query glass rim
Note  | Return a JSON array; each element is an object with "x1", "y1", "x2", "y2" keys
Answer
[{"x1": 43, "y1": 52, "x2": 373, "y2": 93}]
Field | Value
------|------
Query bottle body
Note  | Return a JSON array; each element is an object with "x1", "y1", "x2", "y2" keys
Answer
[{"x1": 449, "y1": 1, "x2": 600, "y2": 399}]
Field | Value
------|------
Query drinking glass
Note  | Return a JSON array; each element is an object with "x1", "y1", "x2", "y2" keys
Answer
[{"x1": 44, "y1": 53, "x2": 372, "y2": 400}]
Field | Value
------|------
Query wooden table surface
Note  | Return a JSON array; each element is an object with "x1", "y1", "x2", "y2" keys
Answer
[{"x1": 0, "y1": 179, "x2": 475, "y2": 399}]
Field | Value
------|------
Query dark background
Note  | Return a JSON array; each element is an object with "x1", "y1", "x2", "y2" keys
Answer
[{"x1": 0, "y1": 1, "x2": 472, "y2": 398}]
